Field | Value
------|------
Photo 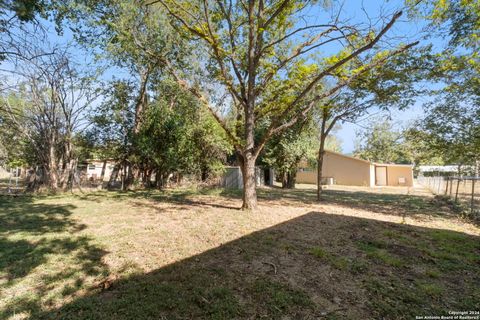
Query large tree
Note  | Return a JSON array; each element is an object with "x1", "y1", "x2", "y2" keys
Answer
[
  {"x1": 353, "y1": 118, "x2": 412, "y2": 164},
  {"x1": 50, "y1": 0, "x2": 197, "y2": 188},
  {"x1": 313, "y1": 47, "x2": 426, "y2": 200},
  {"x1": 147, "y1": 0, "x2": 418, "y2": 209},
  {"x1": 262, "y1": 116, "x2": 318, "y2": 189},
  {"x1": 87, "y1": 77, "x2": 230, "y2": 189},
  {"x1": 0, "y1": 46, "x2": 100, "y2": 191},
  {"x1": 413, "y1": 96, "x2": 480, "y2": 171},
  {"x1": 407, "y1": 0, "x2": 479, "y2": 173}
]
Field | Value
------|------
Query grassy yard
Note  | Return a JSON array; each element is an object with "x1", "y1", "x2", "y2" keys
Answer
[{"x1": 0, "y1": 185, "x2": 479, "y2": 319}]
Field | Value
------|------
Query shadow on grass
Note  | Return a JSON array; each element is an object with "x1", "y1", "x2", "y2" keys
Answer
[
  {"x1": 257, "y1": 187, "x2": 453, "y2": 219},
  {"x1": 0, "y1": 196, "x2": 109, "y2": 319},
  {"x1": 0, "y1": 196, "x2": 84, "y2": 235},
  {"x1": 76, "y1": 188, "x2": 242, "y2": 211},
  {"x1": 36, "y1": 212, "x2": 479, "y2": 320},
  {"x1": 74, "y1": 186, "x2": 453, "y2": 221}
]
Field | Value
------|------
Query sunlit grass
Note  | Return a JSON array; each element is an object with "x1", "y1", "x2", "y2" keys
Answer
[{"x1": 0, "y1": 185, "x2": 479, "y2": 319}]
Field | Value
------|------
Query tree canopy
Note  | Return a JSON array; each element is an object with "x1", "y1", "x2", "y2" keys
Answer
[
  {"x1": 0, "y1": 0, "x2": 477, "y2": 205},
  {"x1": 354, "y1": 118, "x2": 413, "y2": 165}
]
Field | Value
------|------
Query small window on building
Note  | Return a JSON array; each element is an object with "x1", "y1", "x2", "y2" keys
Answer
[{"x1": 88, "y1": 164, "x2": 95, "y2": 170}]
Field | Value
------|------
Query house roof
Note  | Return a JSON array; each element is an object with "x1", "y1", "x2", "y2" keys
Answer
[
  {"x1": 373, "y1": 163, "x2": 414, "y2": 168},
  {"x1": 303, "y1": 150, "x2": 413, "y2": 168},
  {"x1": 324, "y1": 150, "x2": 371, "y2": 164},
  {"x1": 326, "y1": 151, "x2": 414, "y2": 167}
]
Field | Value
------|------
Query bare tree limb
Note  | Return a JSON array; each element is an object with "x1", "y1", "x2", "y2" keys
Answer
[{"x1": 254, "y1": 39, "x2": 419, "y2": 158}]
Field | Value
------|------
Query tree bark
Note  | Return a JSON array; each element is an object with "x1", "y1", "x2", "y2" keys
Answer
[
  {"x1": 201, "y1": 167, "x2": 208, "y2": 182},
  {"x1": 287, "y1": 170, "x2": 296, "y2": 189},
  {"x1": 125, "y1": 162, "x2": 135, "y2": 189},
  {"x1": 155, "y1": 170, "x2": 168, "y2": 189},
  {"x1": 47, "y1": 141, "x2": 59, "y2": 192},
  {"x1": 282, "y1": 169, "x2": 296, "y2": 189},
  {"x1": 100, "y1": 160, "x2": 107, "y2": 182},
  {"x1": 240, "y1": 111, "x2": 259, "y2": 208},
  {"x1": 317, "y1": 110, "x2": 339, "y2": 201},
  {"x1": 240, "y1": 154, "x2": 257, "y2": 210},
  {"x1": 58, "y1": 136, "x2": 74, "y2": 190},
  {"x1": 317, "y1": 146, "x2": 325, "y2": 201},
  {"x1": 133, "y1": 68, "x2": 150, "y2": 134},
  {"x1": 317, "y1": 112, "x2": 328, "y2": 201},
  {"x1": 121, "y1": 163, "x2": 127, "y2": 191},
  {"x1": 281, "y1": 171, "x2": 288, "y2": 188},
  {"x1": 108, "y1": 164, "x2": 120, "y2": 189}
]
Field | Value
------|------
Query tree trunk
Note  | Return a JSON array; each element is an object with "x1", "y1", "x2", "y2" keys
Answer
[
  {"x1": 61, "y1": 159, "x2": 75, "y2": 191},
  {"x1": 317, "y1": 147, "x2": 325, "y2": 201},
  {"x1": 317, "y1": 110, "x2": 337, "y2": 201},
  {"x1": 100, "y1": 160, "x2": 107, "y2": 182},
  {"x1": 47, "y1": 167, "x2": 59, "y2": 192},
  {"x1": 121, "y1": 163, "x2": 126, "y2": 191},
  {"x1": 317, "y1": 116, "x2": 328, "y2": 201},
  {"x1": 201, "y1": 167, "x2": 208, "y2": 182},
  {"x1": 125, "y1": 162, "x2": 134, "y2": 189},
  {"x1": 240, "y1": 155, "x2": 257, "y2": 210},
  {"x1": 26, "y1": 167, "x2": 40, "y2": 192},
  {"x1": 59, "y1": 145, "x2": 74, "y2": 191},
  {"x1": 47, "y1": 143, "x2": 59, "y2": 192},
  {"x1": 287, "y1": 170, "x2": 296, "y2": 189},
  {"x1": 281, "y1": 170, "x2": 296, "y2": 189},
  {"x1": 133, "y1": 68, "x2": 150, "y2": 134},
  {"x1": 143, "y1": 168, "x2": 152, "y2": 187},
  {"x1": 59, "y1": 138, "x2": 74, "y2": 190},
  {"x1": 155, "y1": 170, "x2": 166, "y2": 189},
  {"x1": 108, "y1": 164, "x2": 120, "y2": 189},
  {"x1": 155, "y1": 171, "x2": 161, "y2": 188},
  {"x1": 281, "y1": 170, "x2": 288, "y2": 188}
]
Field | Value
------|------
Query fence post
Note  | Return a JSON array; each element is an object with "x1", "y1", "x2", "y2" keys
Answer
[
  {"x1": 449, "y1": 177, "x2": 453, "y2": 196},
  {"x1": 471, "y1": 179, "x2": 476, "y2": 216},
  {"x1": 7, "y1": 167, "x2": 12, "y2": 193},
  {"x1": 445, "y1": 177, "x2": 449, "y2": 195},
  {"x1": 455, "y1": 178, "x2": 460, "y2": 203}
]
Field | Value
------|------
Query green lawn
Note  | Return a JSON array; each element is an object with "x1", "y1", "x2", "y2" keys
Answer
[{"x1": 0, "y1": 186, "x2": 479, "y2": 319}]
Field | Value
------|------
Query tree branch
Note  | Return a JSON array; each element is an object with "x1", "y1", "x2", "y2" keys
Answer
[
  {"x1": 253, "y1": 39, "x2": 419, "y2": 158},
  {"x1": 288, "y1": 11, "x2": 404, "y2": 111}
]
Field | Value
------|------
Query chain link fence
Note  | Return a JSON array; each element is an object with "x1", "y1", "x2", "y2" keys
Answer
[
  {"x1": 418, "y1": 175, "x2": 480, "y2": 217},
  {"x1": 0, "y1": 166, "x2": 24, "y2": 194}
]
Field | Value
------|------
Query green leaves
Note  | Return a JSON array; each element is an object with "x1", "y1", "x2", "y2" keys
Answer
[
  {"x1": 262, "y1": 116, "x2": 318, "y2": 182},
  {"x1": 354, "y1": 118, "x2": 413, "y2": 164},
  {"x1": 419, "y1": 95, "x2": 480, "y2": 166}
]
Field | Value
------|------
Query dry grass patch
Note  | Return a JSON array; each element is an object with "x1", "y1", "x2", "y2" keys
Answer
[{"x1": 0, "y1": 185, "x2": 479, "y2": 319}]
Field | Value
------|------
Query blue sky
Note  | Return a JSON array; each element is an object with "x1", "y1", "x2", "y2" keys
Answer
[
  {"x1": 338, "y1": 103, "x2": 425, "y2": 153},
  {"x1": 305, "y1": 0, "x2": 441, "y2": 153},
  {"x1": 5, "y1": 0, "x2": 444, "y2": 154}
]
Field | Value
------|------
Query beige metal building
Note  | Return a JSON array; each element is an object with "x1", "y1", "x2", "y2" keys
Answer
[{"x1": 296, "y1": 151, "x2": 413, "y2": 187}]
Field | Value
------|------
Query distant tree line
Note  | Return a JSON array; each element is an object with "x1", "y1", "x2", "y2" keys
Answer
[{"x1": 0, "y1": 0, "x2": 478, "y2": 207}]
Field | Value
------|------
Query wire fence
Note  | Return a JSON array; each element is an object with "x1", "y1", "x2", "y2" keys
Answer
[
  {"x1": 0, "y1": 166, "x2": 105, "y2": 195},
  {"x1": 418, "y1": 175, "x2": 480, "y2": 217}
]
